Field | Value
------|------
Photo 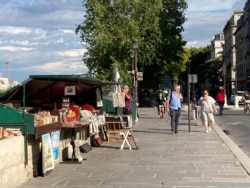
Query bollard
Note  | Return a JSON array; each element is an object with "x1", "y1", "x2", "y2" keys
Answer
[
  {"x1": 234, "y1": 98, "x2": 239, "y2": 108},
  {"x1": 224, "y1": 94, "x2": 228, "y2": 107},
  {"x1": 196, "y1": 106, "x2": 201, "y2": 126},
  {"x1": 192, "y1": 109, "x2": 196, "y2": 120}
]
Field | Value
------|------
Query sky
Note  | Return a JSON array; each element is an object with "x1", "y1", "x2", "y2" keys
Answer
[{"x1": 0, "y1": 0, "x2": 247, "y2": 83}]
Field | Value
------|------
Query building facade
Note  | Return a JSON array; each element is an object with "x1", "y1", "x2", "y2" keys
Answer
[
  {"x1": 210, "y1": 33, "x2": 224, "y2": 58},
  {"x1": 223, "y1": 11, "x2": 243, "y2": 97}
]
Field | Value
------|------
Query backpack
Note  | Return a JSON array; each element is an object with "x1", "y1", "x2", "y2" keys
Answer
[{"x1": 168, "y1": 92, "x2": 173, "y2": 105}]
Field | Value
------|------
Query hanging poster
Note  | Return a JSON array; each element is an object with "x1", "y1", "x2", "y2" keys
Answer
[
  {"x1": 42, "y1": 133, "x2": 55, "y2": 174},
  {"x1": 51, "y1": 131, "x2": 60, "y2": 161},
  {"x1": 64, "y1": 85, "x2": 76, "y2": 95},
  {"x1": 96, "y1": 88, "x2": 103, "y2": 107}
]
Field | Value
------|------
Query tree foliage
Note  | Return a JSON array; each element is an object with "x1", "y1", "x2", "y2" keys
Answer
[
  {"x1": 76, "y1": 0, "x2": 188, "y2": 90},
  {"x1": 179, "y1": 46, "x2": 223, "y2": 97}
]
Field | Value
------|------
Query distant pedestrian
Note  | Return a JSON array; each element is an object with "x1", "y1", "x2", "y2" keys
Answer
[
  {"x1": 241, "y1": 90, "x2": 250, "y2": 114},
  {"x1": 156, "y1": 92, "x2": 166, "y2": 118},
  {"x1": 198, "y1": 89, "x2": 217, "y2": 133},
  {"x1": 162, "y1": 88, "x2": 168, "y2": 100},
  {"x1": 216, "y1": 89, "x2": 225, "y2": 115},
  {"x1": 122, "y1": 85, "x2": 132, "y2": 115},
  {"x1": 166, "y1": 85, "x2": 183, "y2": 134}
]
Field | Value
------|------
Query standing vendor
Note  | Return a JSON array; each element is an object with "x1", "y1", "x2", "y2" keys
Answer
[{"x1": 122, "y1": 85, "x2": 132, "y2": 115}]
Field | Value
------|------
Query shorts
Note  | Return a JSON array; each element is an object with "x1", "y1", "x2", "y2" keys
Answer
[
  {"x1": 200, "y1": 111, "x2": 215, "y2": 126},
  {"x1": 158, "y1": 105, "x2": 165, "y2": 108}
]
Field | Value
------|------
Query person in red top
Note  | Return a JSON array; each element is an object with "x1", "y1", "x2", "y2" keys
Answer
[{"x1": 216, "y1": 89, "x2": 225, "y2": 115}]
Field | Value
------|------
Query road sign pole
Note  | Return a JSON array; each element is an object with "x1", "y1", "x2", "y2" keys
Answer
[{"x1": 188, "y1": 74, "x2": 191, "y2": 133}]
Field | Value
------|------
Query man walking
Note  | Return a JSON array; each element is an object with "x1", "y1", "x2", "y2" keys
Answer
[{"x1": 166, "y1": 85, "x2": 183, "y2": 134}]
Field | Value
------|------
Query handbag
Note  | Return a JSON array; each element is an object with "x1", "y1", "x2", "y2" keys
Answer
[
  {"x1": 112, "y1": 85, "x2": 125, "y2": 107},
  {"x1": 91, "y1": 135, "x2": 103, "y2": 147},
  {"x1": 94, "y1": 136, "x2": 103, "y2": 147},
  {"x1": 79, "y1": 143, "x2": 92, "y2": 153}
]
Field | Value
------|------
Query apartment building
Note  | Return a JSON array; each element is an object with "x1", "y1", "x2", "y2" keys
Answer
[
  {"x1": 223, "y1": 11, "x2": 243, "y2": 96},
  {"x1": 210, "y1": 33, "x2": 224, "y2": 58},
  {"x1": 234, "y1": 0, "x2": 250, "y2": 91}
]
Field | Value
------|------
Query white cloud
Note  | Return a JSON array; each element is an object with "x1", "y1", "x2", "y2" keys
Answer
[
  {"x1": 0, "y1": 46, "x2": 33, "y2": 51},
  {"x1": 0, "y1": 26, "x2": 32, "y2": 34},
  {"x1": 183, "y1": 0, "x2": 246, "y2": 47},
  {"x1": 56, "y1": 49, "x2": 87, "y2": 57},
  {"x1": 187, "y1": 0, "x2": 237, "y2": 12},
  {"x1": 0, "y1": 0, "x2": 247, "y2": 81},
  {"x1": 0, "y1": 1, "x2": 86, "y2": 82}
]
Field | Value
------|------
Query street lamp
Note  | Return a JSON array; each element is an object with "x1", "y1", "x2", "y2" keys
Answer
[
  {"x1": 129, "y1": 49, "x2": 136, "y2": 98},
  {"x1": 129, "y1": 38, "x2": 139, "y2": 121},
  {"x1": 132, "y1": 38, "x2": 138, "y2": 102},
  {"x1": 129, "y1": 38, "x2": 138, "y2": 101},
  {"x1": 222, "y1": 64, "x2": 228, "y2": 107}
]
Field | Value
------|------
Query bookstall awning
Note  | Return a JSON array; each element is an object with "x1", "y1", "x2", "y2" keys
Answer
[{"x1": 0, "y1": 74, "x2": 117, "y2": 105}]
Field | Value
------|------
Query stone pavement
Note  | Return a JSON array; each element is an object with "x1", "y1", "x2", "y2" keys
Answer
[{"x1": 18, "y1": 105, "x2": 250, "y2": 188}]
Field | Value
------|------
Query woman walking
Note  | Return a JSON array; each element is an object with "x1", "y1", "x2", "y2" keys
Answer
[
  {"x1": 199, "y1": 89, "x2": 217, "y2": 133},
  {"x1": 216, "y1": 89, "x2": 225, "y2": 115},
  {"x1": 156, "y1": 92, "x2": 166, "y2": 118}
]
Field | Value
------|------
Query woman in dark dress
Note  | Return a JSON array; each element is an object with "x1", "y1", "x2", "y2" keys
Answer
[{"x1": 157, "y1": 92, "x2": 166, "y2": 118}]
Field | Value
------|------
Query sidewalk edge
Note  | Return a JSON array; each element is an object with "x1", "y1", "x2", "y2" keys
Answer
[{"x1": 213, "y1": 123, "x2": 250, "y2": 175}]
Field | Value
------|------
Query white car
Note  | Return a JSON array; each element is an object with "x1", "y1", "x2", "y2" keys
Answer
[{"x1": 230, "y1": 91, "x2": 244, "y2": 105}]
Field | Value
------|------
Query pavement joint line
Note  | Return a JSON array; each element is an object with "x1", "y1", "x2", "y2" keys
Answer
[
  {"x1": 213, "y1": 122, "x2": 250, "y2": 176},
  {"x1": 17, "y1": 105, "x2": 250, "y2": 187}
]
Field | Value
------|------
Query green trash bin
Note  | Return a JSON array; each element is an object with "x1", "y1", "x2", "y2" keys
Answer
[
  {"x1": 131, "y1": 99, "x2": 137, "y2": 122},
  {"x1": 103, "y1": 99, "x2": 137, "y2": 122},
  {"x1": 102, "y1": 99, "x2": 122, "y2": 115}
]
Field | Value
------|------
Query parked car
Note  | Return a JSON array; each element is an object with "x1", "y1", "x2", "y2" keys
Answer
[{"x1": 230, "y1": 91, "x2": 244, "y2": 105}]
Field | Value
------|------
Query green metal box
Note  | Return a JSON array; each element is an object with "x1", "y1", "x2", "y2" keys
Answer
[
  {"x1": 0, "y1": 103, "x2": 35, "y2": 135},
  {"x1": 102, "y1": 99, "x2": 137, "y2": 122}
]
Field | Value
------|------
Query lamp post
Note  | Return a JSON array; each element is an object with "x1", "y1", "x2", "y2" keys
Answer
[
  {"x1": 129, "y1": 49, "x2": 136, "y2": 98},
  {"x1": 222, "y1": 64, "x2": 228, "y2": 107},
  {"x1": 129, "y1": 38, "x2": 139, "y2": 121},
  {"x1": 129, "y1": 39, "x2": 138, "y2": 101},
  {"x1": 132, "y1": 38, "x2": 138, "y2": 102}
]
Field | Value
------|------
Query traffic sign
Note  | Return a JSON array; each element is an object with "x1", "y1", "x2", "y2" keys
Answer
[
  {"x1": 137, "y1": 72, "x2": 143, "y2": 81},
  {"x1": 188, "y1": 74, "x2": 197, "y2": 83}
]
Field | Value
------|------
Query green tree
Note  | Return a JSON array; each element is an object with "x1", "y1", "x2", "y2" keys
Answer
[
  {"x1": 179, "y1": 46, "x2": 223, "y2": 97},
  {"x1": 76, "y1": 0, "x2": 188, "y2": 90}
]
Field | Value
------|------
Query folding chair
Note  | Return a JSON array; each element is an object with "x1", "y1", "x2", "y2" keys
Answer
[
  {"x1": 119, "y1": 115, "x2": 139, "y2": 150},
  {"x1": 105, "y1": 115, "x2": 139, "y2": 150}
]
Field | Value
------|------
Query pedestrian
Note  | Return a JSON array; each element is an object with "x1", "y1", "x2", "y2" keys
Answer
[
  {"x1": 216, "y1": 89, "x2": 225, "y2": 115},
  {"x1": 166, "y1": 85, "x2": 183, "y2": 134},
  {"x1": 198, "y1": 89, "x2": 217, "y2": 133},
  {"x1": 156, "y1": 92, "x2": 166, "y2": 118},
  {"x1": 241, "y1": 90, "x2": 250, "y2": 114},
  {"x1": 122, "y1": 85, "x2": 132, "y2": 115},
  {"x1": 162, "y1": 88, "x2": 168, "y2": 100}
]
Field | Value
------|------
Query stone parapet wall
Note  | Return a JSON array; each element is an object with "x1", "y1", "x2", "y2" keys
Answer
[
  {"x1": 0, "y1": 126, "x2": 90, "y2": 188},
  {"x1": 0, "y1": 136, "x2": 33, "y2": 188}
]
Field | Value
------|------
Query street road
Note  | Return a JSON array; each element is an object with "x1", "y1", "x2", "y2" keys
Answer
[{"x1": 215, "y1": 105, "x2": 250, "y2": 158}]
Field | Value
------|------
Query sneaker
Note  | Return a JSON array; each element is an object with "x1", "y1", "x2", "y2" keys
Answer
[
  {"x1": 208, "y1": 127, "x2": 211, "y2": 131},
  {"x1": 205, "y1": 129, "x2": 208, "y2": 133}
]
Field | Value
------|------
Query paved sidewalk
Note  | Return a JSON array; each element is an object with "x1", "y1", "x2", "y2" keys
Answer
[{"x1": 19, "y1": 106, "x2": 250, "y2": 188}]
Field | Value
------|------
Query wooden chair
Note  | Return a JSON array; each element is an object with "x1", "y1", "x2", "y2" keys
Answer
[
  {"x1": 105, "y1": 116, "x2": 127, "y2": 142},
  {"x1": 105, "y1": 115, "x2": 139, "y2": 150}
]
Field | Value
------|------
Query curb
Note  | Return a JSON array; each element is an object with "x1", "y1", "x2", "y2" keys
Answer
[
  {"x1": 182, "y1": 103, "x2": 250, "y2": 175},
  {"x1": 213, "y1": 123, "x2": 250, "y2": 175}
]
